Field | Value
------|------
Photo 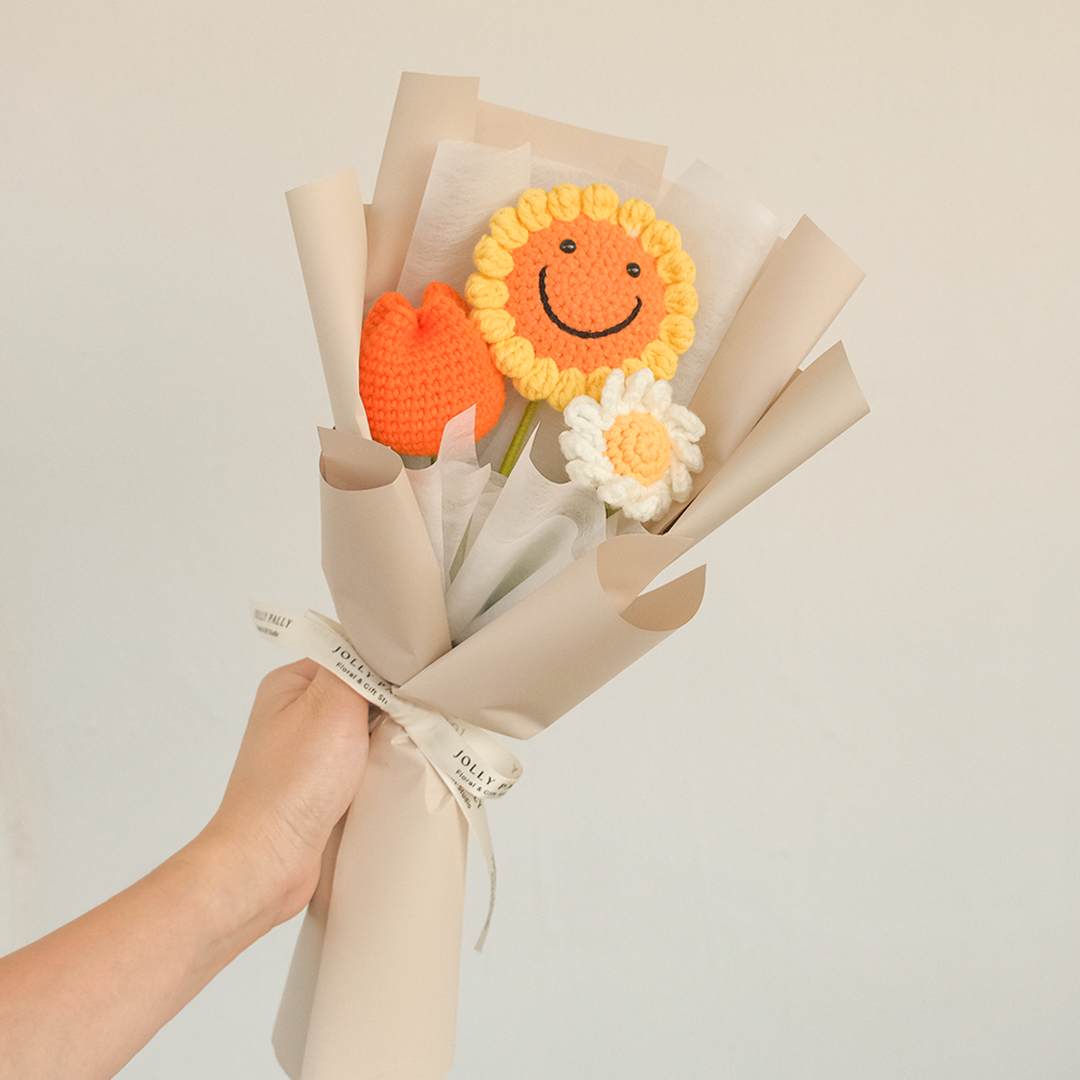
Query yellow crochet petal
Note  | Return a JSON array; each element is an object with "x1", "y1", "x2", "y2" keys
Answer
[
  {"x1": 657, "y1": 248, "x2": 696, "y2": 285},
  {"x1": 659, "y1": 313, "x2": 695, "y2": 353},
  {"x1": 663, "y1": 281, "x2": 699, "y2": 319},
  {"x1": 471, "y1": 307, "x2": 516, "y2": 344},
  {"x1": 489, "y1": 206, "x2": 529, "y2": 251},
  {"x1": 585, "y1": 366, "x2": 612, "y2": 398},
  {"x1": 491, "y1": 335, "x2": 536, "y2": 379},
  {"x1": 516, "y1": 188, "x2": 553, "y2": 232},
  {"x1": 473, "y1": 235, "x2": 515, "y2": 279},
  {"x1": 641, "y1": 340, "x2": 679, "y2": 381},
  {"x1": 548, "y1": 368, "x2": 587, "y2": 411},
  {"x1": 581, "y1": 183, "x2": 619, "y2": 222},
  {"x1": 617, "y1": 198, "x2": 656, "y2": 237},
  {"x1": 512, "y1": 355, "x2": 560, "y2": 401},
  {"x1": 465, "y1": 273, "x2": 510, "y2": 310},
  {"x1": 548, "y1": 183, "x2": 582, "y2": 222},
  {"x1": 640, "y1": 220, "x2": 682, "y2": 258}
]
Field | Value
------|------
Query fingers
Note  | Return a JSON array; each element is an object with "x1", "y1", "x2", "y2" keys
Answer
[
  {"x1": 252, "y1": 658, "x2": 321, "y2": 716},
  {"x1": 252, "y1": 659, "x2": 370, "y2": 735},
  {"x1": 304, "y1": 662, "x2": 370, "y2": 724},
  {"x1": 279, "y1": 657, "x2": 322, "y2": 683}
]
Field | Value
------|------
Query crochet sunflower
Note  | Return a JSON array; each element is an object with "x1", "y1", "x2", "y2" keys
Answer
[{"x1": 465, "y1": 183, "x2": 698, "y2": 411}]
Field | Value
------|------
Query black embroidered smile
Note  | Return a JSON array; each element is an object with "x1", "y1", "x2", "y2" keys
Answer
[{"x1": 538, "y1": 266, "x2": 642, "y2": 339}]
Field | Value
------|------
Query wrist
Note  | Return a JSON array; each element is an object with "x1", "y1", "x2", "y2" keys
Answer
[
  {"x1": 172, "y1": 826, "x2": 285, "y2": 959},
  {"x1": 191, "y1": 807, "x2": 319, "y2": 936}
]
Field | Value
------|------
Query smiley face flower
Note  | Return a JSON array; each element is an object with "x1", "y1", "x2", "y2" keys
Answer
[
  {"x1": 559, "y1": 368, "x2": 705, "y2": 522},
  {"x1": 466, "y1": 183, "x2": 697, "y2": 411}
]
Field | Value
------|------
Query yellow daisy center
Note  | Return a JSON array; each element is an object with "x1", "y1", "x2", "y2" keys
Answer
[{"x1": 603, "y1": 411, "x2": 672, "y2": 487}]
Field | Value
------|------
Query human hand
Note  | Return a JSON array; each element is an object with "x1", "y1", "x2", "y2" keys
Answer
[
  {"x1": 0, "y1": 659, "x2": 369, "y2": 1080},
  {"x1": 202, "y1": 658, "x2": 370, "y2": 930}
]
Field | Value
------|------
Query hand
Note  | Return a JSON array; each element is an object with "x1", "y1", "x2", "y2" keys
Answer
[
  {"x1": 0, "y1": 659, "x2": 370, "y2": 1080},
  {"x1": 203, "y1": 658, "x2": 370, "y2": 929}
]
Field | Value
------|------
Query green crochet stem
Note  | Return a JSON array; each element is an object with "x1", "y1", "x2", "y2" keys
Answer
[{"x1": 498, "y1": 399, "x2": 539, "y2": 477}]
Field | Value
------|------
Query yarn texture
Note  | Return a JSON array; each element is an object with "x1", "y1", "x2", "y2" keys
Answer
[
  {"x1": 559, "y1": 368, "x2": 705, "y2": 522},
  {"x1": 466, "y1": 183, "x2": 698, "y2": 411},
  {"x1": 359, "y1": 282, "x2": 506, "y2": 456}
]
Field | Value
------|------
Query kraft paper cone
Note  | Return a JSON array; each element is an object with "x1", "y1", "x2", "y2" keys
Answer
[
  {"x1": 318, "y1": 427, "x2": 450, "y2": 686},
  {"x1": 274, "y1": 71, "x2": 869, "y2": 1080},
  {"x1": 668, "y1": 343, "x2": 869, "y2": 543},
  {"x1": 297, "y1": 721, "x2": 468, "y2": 1080},
  {"x1": 651, "y1": 216, "x2": 867, "y2": 535},
  {"x1": 365, "y1": 74, "x2": 480, "y2": 305},
  {"x1": 276, "y1": 441, "x2": 707, "y2": 1080},
  {"x1": 286, "y1": 170, "x2": 369, "y2": 437}
]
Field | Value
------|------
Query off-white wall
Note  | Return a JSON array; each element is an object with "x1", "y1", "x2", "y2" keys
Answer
[{"x1": 2, "y1": 1, "x2": 1078, "y2": 1076}]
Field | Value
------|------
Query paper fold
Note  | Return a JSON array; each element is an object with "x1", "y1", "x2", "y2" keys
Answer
[
  {"x1": 651, "y1": 215, "x2": 867, "y2": 536},
  {"x1": 687, "y1": 215, "x2": 864, "y2": 467},
  {"x1": 365, "y1": 74, "x2": 480, "y2": 305},
  {"x1": 276, "y1": 517, "x2": 707, "y2": 1080},
  {"x1": 668, "y1": 343, "x2": 868, "y2": 541},
  {"x1": 319, "y1": 427, "x2": 450, "y2": 685},
  {"x1": 291, "y1": 720, "x2": 467, "y2": 1080},
  {"x1": 286, "y1": 170, "x2": 369, "y2": 437},
  {"x1": 402, "y1": 533, "x2": 703, "y2": 740}
]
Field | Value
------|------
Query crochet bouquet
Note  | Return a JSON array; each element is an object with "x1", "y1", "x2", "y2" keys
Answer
[{"x1": 261, "y1": 73, "x2": 868, "y2": 1080}]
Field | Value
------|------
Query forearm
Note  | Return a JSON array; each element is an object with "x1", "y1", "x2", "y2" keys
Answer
[
  {"x1": 0, "y1": 827, "x2": 272, "y2": 1080},
  {"x1": 0, "y1": 660, "x2": 367, "y2": 1078}
]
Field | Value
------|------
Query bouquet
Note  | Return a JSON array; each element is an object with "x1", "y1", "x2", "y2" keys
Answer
[{"x1": 257, "y1": 72, "x2": 868, "y2": 1080}]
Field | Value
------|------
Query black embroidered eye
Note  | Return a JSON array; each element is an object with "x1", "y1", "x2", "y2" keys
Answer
[
  {"x1": 559, "y1": 239, "x2": 576, "y2": 253},
  {"x1": 626, "y1": 262, "x2": 641, "y2": 278}
]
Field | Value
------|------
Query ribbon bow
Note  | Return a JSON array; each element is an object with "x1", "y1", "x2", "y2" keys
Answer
[{"x1": 252, "y1": 604, "x2": 522, "y2": 947}]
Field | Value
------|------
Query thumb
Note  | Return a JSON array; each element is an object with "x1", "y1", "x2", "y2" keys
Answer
[{"x1": 303, "y1": 663, "x2": 371, "y2": 727}]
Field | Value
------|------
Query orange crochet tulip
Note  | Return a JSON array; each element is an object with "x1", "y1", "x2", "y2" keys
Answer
[{"x1": 359, "y1": 282, "x2": 506, "y2": 456}]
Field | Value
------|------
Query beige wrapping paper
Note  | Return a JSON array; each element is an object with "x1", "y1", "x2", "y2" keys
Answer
[
  {"x1": 273, "y1": 72, "x2": 870, "y2": 1080},
  {"x1": 365, "y1": 74, "x2": 480, "y2": 306},
  {"x1": 651, "y1": 215, "x2": 866, "y2": 535},
  {"x1": 695, "y1": 215, "x2": 864, "y2": 464},
  {"x1": 667, "y1": 342, "x2": 869, "y2": 542},
  {"x1": 400, "y1": 533, "x2": 704, "y2": 741},
  {"x1": 298, "y1": 720, "x2": 468, "y2": 1080},
  {"x1": 318, "y1": 427, "x2": 450, "y2": 685},
  {"x1": 286, "y1": 170, "x2": 369, "y2": 437},
  {"x1": 473, "y1": 97, "x2": 669, "y2": 185},
  {"x1": 277, "y1": 448, "x2": 707, "y2": 1079}
]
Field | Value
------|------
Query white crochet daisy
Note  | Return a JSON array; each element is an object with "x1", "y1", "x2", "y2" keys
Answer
[{"x1": 559, "y1": 368, "x2": 705, "y2": 522}]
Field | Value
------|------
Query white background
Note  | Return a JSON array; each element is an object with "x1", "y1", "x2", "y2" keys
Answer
[{"x1": 2, "y1": 1, "x2": 1078, "y2": 1077}]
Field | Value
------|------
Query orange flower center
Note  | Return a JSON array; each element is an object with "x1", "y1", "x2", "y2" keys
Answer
[
  {"x1": 504, "y1": 217, "x2": 666, "y2": 375},
  {"x1": 603, "y1": 412, "x2": 672, "y2": 487}
]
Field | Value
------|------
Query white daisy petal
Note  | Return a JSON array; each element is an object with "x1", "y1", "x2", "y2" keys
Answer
[
  {"x1": 621, "y1": 369, "x2": 650, "y2": 409},
  {"x1": 560, "y1": 368, "x2": 706, "y2": 522},
  {"x1": 640, "y1": 376, "x2": 673, "y2": 414},
  {"x1": 599, "y1": 369, "x2": 627, "y2": 411}
]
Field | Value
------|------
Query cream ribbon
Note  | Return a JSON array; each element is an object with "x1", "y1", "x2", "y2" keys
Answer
[{"x1": 251, "y1": 603, "x2": 522, "y2": 948}]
